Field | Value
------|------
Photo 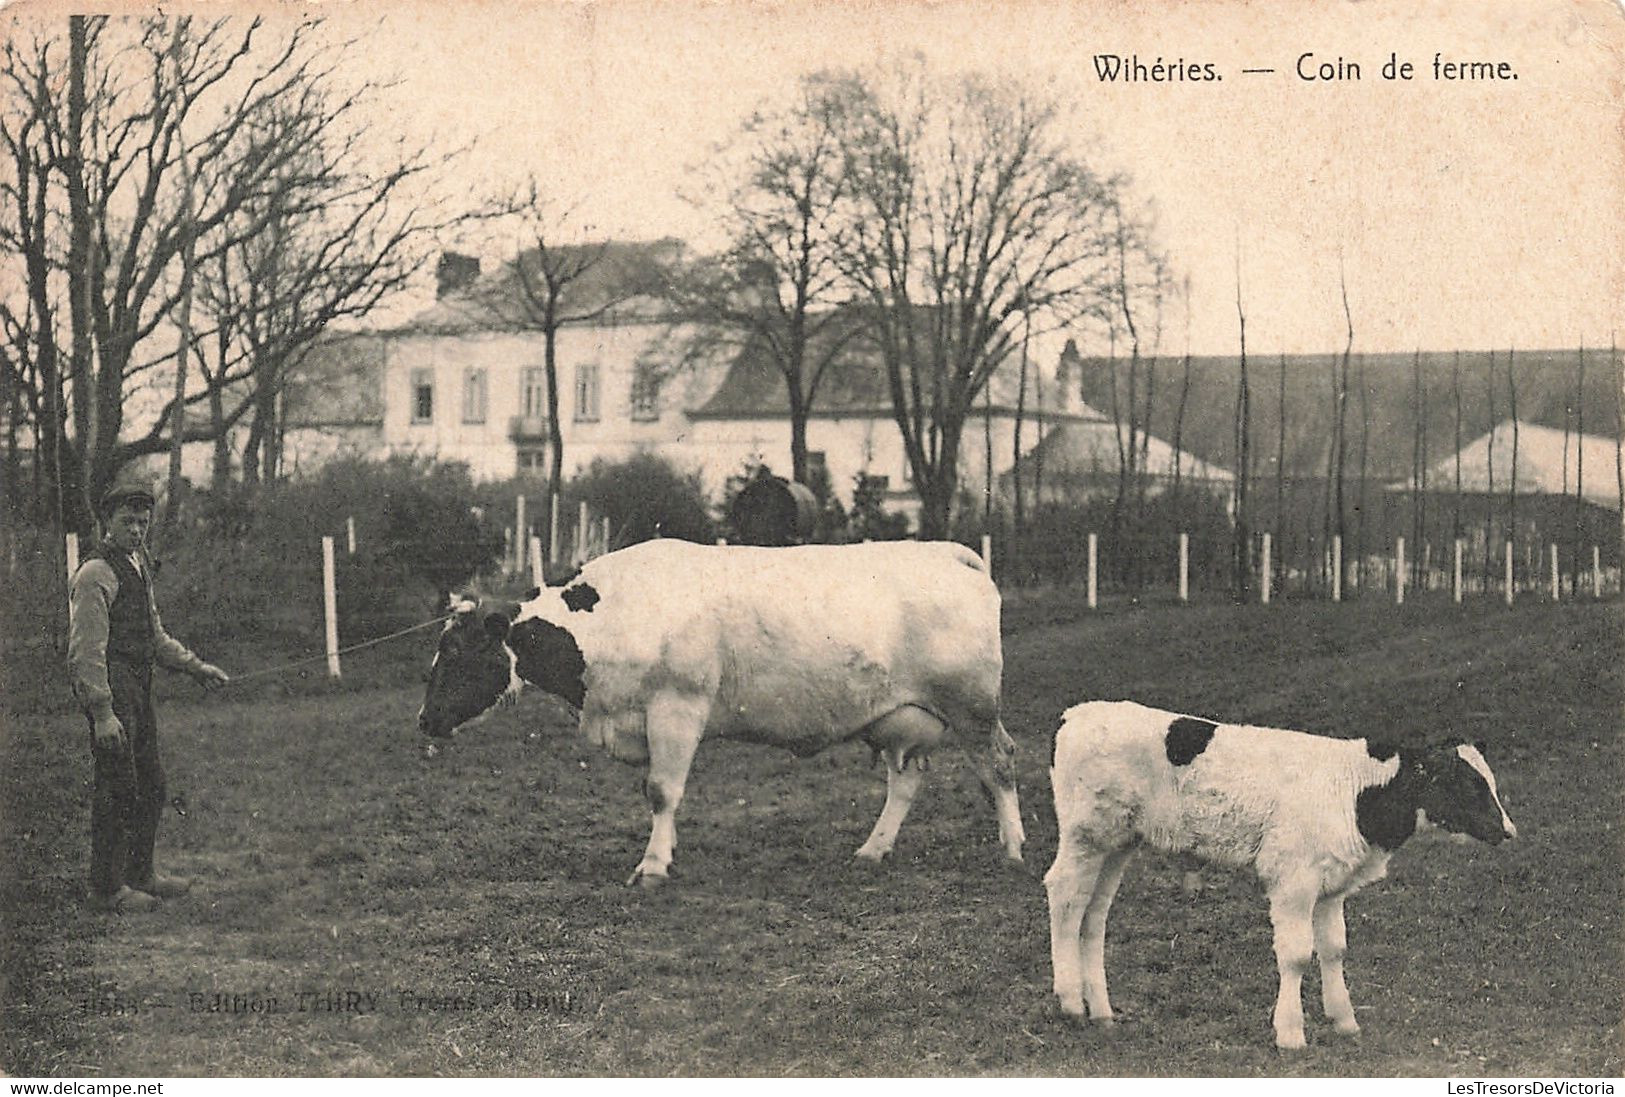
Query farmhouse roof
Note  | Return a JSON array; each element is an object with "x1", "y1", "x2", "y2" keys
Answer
[
  {"x1": 1419, "y1": 420, "x2": 1620, "y2": 510},
  {"x1": 400, "y1": 238, "x2": 685, "y2": 334},
  {"x1": 691, "y1": 319, "x2": 1107, "y2": 422}
]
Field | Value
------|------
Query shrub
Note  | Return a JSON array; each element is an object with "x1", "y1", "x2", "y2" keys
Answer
[{"x1": 564, "y1": 451, "x2": 716, "y2": 548}]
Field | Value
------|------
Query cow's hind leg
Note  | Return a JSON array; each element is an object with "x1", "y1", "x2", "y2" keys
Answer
[
  {"x1": 854, "y1": 756, "x2": 927, "y2": 862},
  {"x1": 967, "y1": 719, "x2": 1025, "y2": 862},
  {"x1": 854, "y1": 705, "x2": 943, "y2": 862},
  {"x1": 627, "y1": 690, "x2": 707, "y2": 888}
]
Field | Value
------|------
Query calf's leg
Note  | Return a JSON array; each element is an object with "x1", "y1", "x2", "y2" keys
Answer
[
  {"x1": 1045, "y1": 844, "x2": 1108, "y2": 1020},
  {"x1": 1267, "y1": 882, "x2": 1318, "y2": 1050},
  {"x1": 1313, "y1": 895, "x2": 1359, "y2": 1036},
  {"x1": 1078, "y1": 846, "x2": 1133, "y2": 1024},
  {"x1": 628, "y1": 690, "x2": 707, "y2": 888}
]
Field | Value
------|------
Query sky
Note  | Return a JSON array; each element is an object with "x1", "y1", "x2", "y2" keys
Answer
[{"x1": 9, "y1": 0, "x2": 1625, "y2": 359}]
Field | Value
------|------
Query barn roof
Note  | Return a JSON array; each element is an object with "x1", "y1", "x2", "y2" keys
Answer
[
  {"x1": 1420, "y1": 420, "x2": 1620, "y2": 509},
  {"x1": 1017, "y1": 420, "x2": 1236, "y2": 484}
]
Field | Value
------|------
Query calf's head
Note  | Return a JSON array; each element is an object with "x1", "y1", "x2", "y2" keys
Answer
[{"x1": 1414, "y1": 741, "x2": 1518, "y2": 844}]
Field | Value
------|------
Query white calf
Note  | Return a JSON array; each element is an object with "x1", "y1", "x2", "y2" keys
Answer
[{"x1": 1044, "y1": 700, "x2": 1516, "y2": 1049}]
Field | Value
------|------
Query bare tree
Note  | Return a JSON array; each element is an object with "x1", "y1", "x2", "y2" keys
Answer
[
  {"x1": 1507, "y1": 349, "x2": 1519, "y2": 589},
  {"x1": 1333, "y1": 262, "x2": 1353, "y2": 595},
  {"x1": 1452, "y1": 349, "x2": 1463, "y2": 567},
  {"x1": 1573, "y1": 343, "x2": 1585, "y2": 596},
  {"x1": 0, "y1": 15, "x2": 455, "y2": 529},
  {"x1": 463, "y1": 181, "x2": 663, "y2": 505},
  {"x1": 670, "y1": 75, "x2": 860, "y2": 486},
  {"x1": 1481, "y1": 351, "x2": 1496, "y2": 584},
  {"x1": 195, "y1": 90, "x2": 462, "y2": 487},
  {"x1": 1232, "y1": 241, "x2": 1251, "y2": 600},
  {"x1": 828, "y1": 66, "x2": 1117, "y2": 538}
]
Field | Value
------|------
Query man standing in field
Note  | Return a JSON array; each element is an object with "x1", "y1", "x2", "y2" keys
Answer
[{"x1": 68, "y1": 471, "x2": 231, "y2": 913}]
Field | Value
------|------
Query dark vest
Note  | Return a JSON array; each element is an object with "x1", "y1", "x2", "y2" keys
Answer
[{"x1": 87, "y1": 546, "x2": 154, "y2": 666}]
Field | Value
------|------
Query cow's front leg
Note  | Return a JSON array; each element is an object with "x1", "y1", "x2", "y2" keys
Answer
[{"x1": 628, "y1": 690, "x2": 707, "y2": 888}]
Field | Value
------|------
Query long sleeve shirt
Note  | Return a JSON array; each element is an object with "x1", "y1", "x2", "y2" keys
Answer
[{"x1": 68, "y1": 545, "x2": 207, "y2": 722}]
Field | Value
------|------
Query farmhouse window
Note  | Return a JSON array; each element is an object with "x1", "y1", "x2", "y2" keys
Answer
[
  {"x1": 521, "y1": 366, "x2": 547, "y2": 420},
  {"x1": 630, "y1": 364, "x2": 661, "y2": 421},
  {"x1": 462, "y1": 368, "x2": 488, "y2": 424},
  {"x1": 517, "y1": 447, "x2": 548, "y2": 473},
  {"x1": 411, "y1": 369, "x2": 434, "y2": 423},
  {"x1": 575, "y1": 363, "x2": 601, "y2": 422}
]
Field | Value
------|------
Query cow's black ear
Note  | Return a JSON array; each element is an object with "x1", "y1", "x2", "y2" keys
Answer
[{"x1": 483, "y1": 612, "x2": 513, "y2": 641}]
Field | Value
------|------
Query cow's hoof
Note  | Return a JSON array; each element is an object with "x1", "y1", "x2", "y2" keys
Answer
[
  {"x1": 624, "y1": 867, "x2": 669, "y2": 889},
  {"x1": 1332, "y1": 1021, "x2": 1361, "y2": 1039},
  {"x1": 852, "y1": 848, "x2": 889, "y2": 865},
  {"x1": 1274, "y1": 1036, "x2": 1308, "y2": 1053}
]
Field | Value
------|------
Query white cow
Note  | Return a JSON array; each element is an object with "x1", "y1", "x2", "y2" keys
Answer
[
  {"x1": 418, "y1": 538, "x2": 1025, "y2": 885},
  {"x1": 1045, "y1": 700, "x2": 1516, "y2": 1049}
]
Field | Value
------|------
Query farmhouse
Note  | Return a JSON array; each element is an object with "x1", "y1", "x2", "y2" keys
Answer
[{"x1": 275, "y1": 242, "x2": 1220, "y2": 524}]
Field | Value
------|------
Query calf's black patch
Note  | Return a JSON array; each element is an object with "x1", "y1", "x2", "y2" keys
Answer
[
  {"x1": 561, "y1": 582, "x2": 600, "y2": 613},
  {"x1": 1364, "y1": 738, "x2": 1400, "y2": 761},
  {"x1": 1355, "y1": 750, "x2": 1421, "y2": 850},
  {"x1": 1165, "y1": 717, "x2": 1217, "y2": 766}
]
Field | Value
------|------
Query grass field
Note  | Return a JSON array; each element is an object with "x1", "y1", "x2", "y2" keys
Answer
[{"x1": 3, "y1": 594, "x2": 1619, "y2": 1077}]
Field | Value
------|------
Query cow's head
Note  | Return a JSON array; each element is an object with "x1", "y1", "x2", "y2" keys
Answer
[
  {"x1": 417, "y1": 595, "x2": 589, "y2": 739},
  {"x1": 418, "y1": 599, "x2": 522, "y2": 739},
  {"x1": 1413, "y1": 740, "x2": 1518, "y2": 844}
]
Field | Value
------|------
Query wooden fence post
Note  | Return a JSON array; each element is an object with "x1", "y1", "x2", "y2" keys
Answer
[
  {"x1": 1396, "y1": 537, "x2": 1406, "y2": 606},
  {"x1": 1260, "y1": 532, "x2": 1272, "y2": 605},
  {"x1": 1454, "y1": 538, "x2": 1463, "y2": 604},
  {"x1": 65, "y1": 531, "x2": 79, "y2": 583},
  {"x1": 323, "y1": 536, "x2": 341, "y2": 679},
  {"x1": 1087, "y1": 532, "x2": 1098, "y2": 610},
  {"x1": 1178, "y1": 532, "x2": 1189, "y2": 604},
  {"x1": 1332, "y1": 535, "x2": 1342, "y2": 603},
  {"x1": 515, "y1": 494, "x2": 527, "y2": 575}
]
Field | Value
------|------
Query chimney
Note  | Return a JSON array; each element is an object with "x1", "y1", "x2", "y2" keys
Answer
[{"x1": 436, "y1": 252, "x2": 481, "y2": 299}]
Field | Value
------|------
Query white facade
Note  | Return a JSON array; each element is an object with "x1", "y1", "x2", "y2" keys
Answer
[{"x1": 363, "y1": 315, "x2": 1096, "y2": 516}]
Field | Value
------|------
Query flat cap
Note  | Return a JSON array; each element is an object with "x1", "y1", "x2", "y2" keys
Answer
[{"x1": 101, "y1": 470, "x2": 157, "y2": 514}]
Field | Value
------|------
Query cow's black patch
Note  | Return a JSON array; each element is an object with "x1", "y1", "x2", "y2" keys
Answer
[
  {"x1": 1165, "y1": 717, "x2": 1217, "y2": 766},
  {"x1": 562, "y1": 582, "x2": 600, "y2": 613},
  {"x1": 1364, "y1": 738, "x2": 1400, "y2": 761},
  {"x1": 523, "y1": 586, "x2": 541, "y2": 600},
  {"x1": 1355, "y1": 749, "x2": 1421, "y2": 850},
  {"x1": 509, "y1": 618, "x2": 587, "y2": 709}
]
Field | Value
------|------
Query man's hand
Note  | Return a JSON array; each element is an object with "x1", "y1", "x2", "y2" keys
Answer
[
  {"x1": 93, "y1": 713, "x2": 125, "y2": 750},
  {"x1": 195, "y1": 663, "x2": 230, "y2": 688}
]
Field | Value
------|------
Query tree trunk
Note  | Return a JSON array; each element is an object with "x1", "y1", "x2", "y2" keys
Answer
[{"x1": 545, "y1": 309, "x2": 564, "y2": 505}]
